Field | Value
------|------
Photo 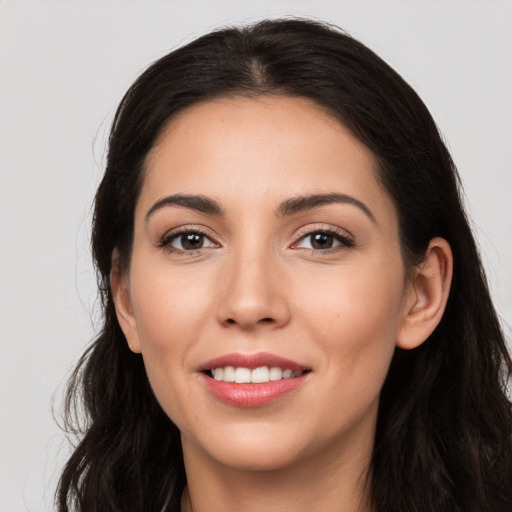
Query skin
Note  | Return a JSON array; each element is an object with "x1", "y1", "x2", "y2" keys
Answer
[{"x1": 112, "y1": 96, "x2": 452, "y2": 512}]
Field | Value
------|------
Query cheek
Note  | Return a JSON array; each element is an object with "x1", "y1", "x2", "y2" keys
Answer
[
  {"x1": 127, "y1": 259, "x2": 216, "y2": 416},
  {"x1": 126, "y1": 269, "x2": 212, "y2": 431},
  {"x1": 297, "y1": 256, "x2": 405, "y2": 374},
  {"x1": 130, "y1": 260, "x2": 213, "y2": 351}
]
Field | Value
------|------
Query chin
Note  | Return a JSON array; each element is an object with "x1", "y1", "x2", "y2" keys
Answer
[
  {"x1": 183, "y1": 423, "x2": 312, "y2": 472},
  {"x1": 213, "y1": 445, "x2": 304, "y2": 473}
]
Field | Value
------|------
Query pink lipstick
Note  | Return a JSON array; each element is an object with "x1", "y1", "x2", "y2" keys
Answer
[{"x1": 198, "y1": 352, "x2": 310, "y2": 407}]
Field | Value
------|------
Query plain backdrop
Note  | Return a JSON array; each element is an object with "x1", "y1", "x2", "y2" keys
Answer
[{"x1": 1, "y1": 1, "x2": 511, "y2": 510}]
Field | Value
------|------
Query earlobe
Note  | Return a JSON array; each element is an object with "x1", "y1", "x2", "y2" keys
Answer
[
  {"x1": 396, "y1": 237, "x2": 453, "y2": 350},
  {"x1": 110, "y1": 253, "x2": 142, "y2": 354}
]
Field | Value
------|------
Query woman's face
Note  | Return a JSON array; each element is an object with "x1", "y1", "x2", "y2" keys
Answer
[{"x1": 116, "y1": 96, "x2": 416, "y2": 473}]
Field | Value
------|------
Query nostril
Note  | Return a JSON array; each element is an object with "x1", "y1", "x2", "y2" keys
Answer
[{"x1": 224, "y1": 317, "x2": 274, "y2": 325}]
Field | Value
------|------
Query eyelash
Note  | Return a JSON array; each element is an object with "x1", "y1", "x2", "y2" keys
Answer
[
  {"x1": 157, "y1": 227, "x2": 218, "y2": 254},
  {"x1": 292, "y1": 227, "x2": 355, "y2": 252},
  {"x1": 157, "y1": 226, "x2": 354, "y2": 255}
]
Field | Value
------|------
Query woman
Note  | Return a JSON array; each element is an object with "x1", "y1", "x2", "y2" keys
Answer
[{"x1": 57, "y1": 19, "x2": 512, "y2": 512}]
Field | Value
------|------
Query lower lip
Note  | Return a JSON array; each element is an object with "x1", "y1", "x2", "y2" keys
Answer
[{"x1": 201, "y1": 373, "x2": 308, "y2": 407}]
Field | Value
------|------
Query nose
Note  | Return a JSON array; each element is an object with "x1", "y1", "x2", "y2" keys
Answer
[{"x1": 215, "y1": 248, "x2": 291, "y2": 330}]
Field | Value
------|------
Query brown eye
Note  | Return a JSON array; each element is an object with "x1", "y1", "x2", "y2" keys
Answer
[
  {"x1": 162, "y1": 230, "x2": 218, "y2": 252},
  {"x1": 310, "y1": 232, "x2": 334, "y2": 249},
  {"x1": 179, "y1": 233, "x2": 205, "y2": 250},
  {"x1": 294, "y1": 230, "x2": 354, "y2": 251}
]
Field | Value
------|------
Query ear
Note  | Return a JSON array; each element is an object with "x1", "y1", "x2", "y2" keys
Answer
[
  {"x1": 397, "y1": 237, "x2": 453, "y2": 350},
  {"x1": 110, "y1": 251, "x2": 142, "y2": 354}
]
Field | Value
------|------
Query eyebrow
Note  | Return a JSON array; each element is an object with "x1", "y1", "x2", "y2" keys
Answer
[
  {"x1": 277, "y1": 193, "x2": 376, "y2": 223},
  {"x1": 145, "y1": 192, "x2": 376, "y2": 224},
  {"x1": 145, "y1": 194, "x2": 224, "y2": 221}
]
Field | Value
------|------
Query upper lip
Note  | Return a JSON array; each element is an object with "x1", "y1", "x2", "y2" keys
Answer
[{"x1": 199, "y1": 352, "x2": 309, "y2": 372}]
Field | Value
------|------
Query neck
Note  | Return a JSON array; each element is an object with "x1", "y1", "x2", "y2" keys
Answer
[{"x1": 180, "y1": 426, "x2": 376, "y2": 512}]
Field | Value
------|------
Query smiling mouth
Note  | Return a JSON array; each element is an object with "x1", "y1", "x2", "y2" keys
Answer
[
  {"x1": 200, "y1": 353, "x2": 311, "y2": 406},
  {"x1": 204, "y1": 366, "x2": 310, "y2": 384}
]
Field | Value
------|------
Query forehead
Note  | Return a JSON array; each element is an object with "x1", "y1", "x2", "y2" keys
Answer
[{"x1": 139, "y1": 95, "x2": 395, "y2": 224}]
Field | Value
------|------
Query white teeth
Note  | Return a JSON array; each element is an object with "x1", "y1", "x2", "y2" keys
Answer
[
  {"x1": 251, "y1": 366, "x2": 270, "y2": 383},
  {"x1": 234, "y1": 367, "x2": 251, "y2": 383},
  {"x1": 283, "y1": 369, "x2": 293, "y2": 379},
  {"x1": 269, "y1": 367, "x2": 283, "y2": 381},
  {"x1": 210, "y1": 366, "x2": 303, "y2": 383},
  {"x1": 223, "y1": 366, "x2": 235, "y2": 382}
]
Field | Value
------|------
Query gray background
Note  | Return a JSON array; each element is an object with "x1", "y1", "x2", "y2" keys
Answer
[{"x1": 1, "y1": 1, "x2": 511, "y2": 510}]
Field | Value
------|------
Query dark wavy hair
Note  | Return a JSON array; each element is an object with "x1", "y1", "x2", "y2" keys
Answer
[{"x1": 57, "y1": 18, "x2": 512, "y2": 512}]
